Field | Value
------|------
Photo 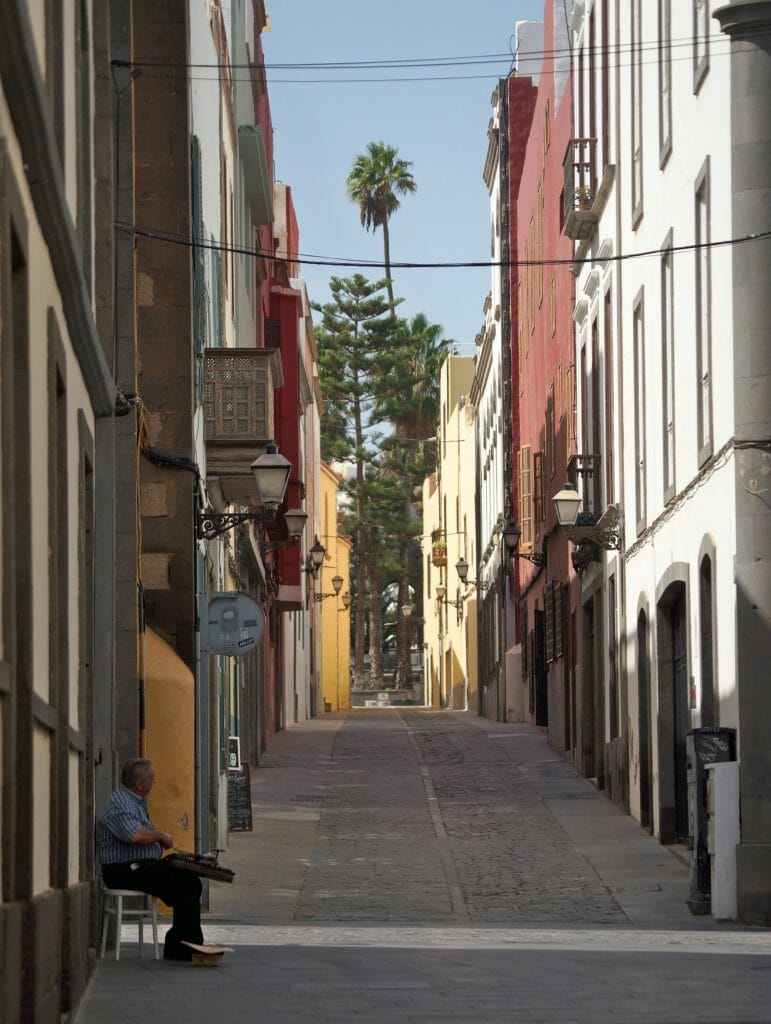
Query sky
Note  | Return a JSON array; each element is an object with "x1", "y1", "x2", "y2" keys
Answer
[{"x1": 263, "y1": 0, "x2": 545, "y2": 353}]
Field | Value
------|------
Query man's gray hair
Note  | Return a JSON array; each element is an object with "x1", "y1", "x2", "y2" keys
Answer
[{"x1": 121, "y1": 758, "x2": 153, "y2": 789}]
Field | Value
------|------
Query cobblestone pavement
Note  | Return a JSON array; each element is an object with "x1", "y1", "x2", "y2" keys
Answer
[{"x1": 76, "y1": 710, "x2": 771, "y2": 1024}]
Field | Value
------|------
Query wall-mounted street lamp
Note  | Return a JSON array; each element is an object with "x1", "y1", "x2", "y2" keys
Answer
[
  {"x1": 340, "y1": 592, "x2": 352, "y2": 611},
  {"x1": 455, "y1": 557, "x2": 493, "y2": 592},
  {"x1": 434, "y1": 583, "x2": 464, "y2": 610},
  {"x1": 283, "y1": 508, "x2": 308, "y2": 539},
  {"x1": 553, "y1": 481, "x2": 622, "y2": 559},
  {"x1": 315, "y1": 574, "x2": 344, "y2": 603},
  {"x1": 302, "y1": 539, "x2": 326, "y2": 579},
  {"x1": 197, "y1": 442, "x2": 292, "y2": 540},
  {"x1": 401, "y1": 604, "x2": 413, "y2": 617},
  {"x1": 501, "y1": 521, "x2": 546, "y2": 567}
]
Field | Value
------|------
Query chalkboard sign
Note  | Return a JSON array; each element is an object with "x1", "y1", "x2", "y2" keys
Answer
[{"x1": 227, "y1": 765, "x2": 253, "y2": 832}]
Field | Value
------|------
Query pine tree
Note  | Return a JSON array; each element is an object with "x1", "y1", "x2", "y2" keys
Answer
[{"x1": 313, "y1": 275, "x2": 394, "y2": 683}]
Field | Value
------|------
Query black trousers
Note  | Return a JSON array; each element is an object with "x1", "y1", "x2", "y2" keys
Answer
[{"x1": 102, "y1": 859, "x2": 203, "y2": 958}]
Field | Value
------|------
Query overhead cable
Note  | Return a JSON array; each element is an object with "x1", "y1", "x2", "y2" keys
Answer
[{"x1": 114, "y1": 221, "x2": 771, "y2": 272}]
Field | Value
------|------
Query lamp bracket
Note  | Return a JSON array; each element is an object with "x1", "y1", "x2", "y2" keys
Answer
[
  {"x1": 314, "y1": 591, "x2": 339, "y2": 602},
  {"x1": 566, "y1": 503, "x2": 623, "y2": 572},
  {"x1": 197, "y1": 509, "x2": 267, "y2": 540},
  {"x1": 512, "y1": 550, "x2": 546, "y2": 567}
]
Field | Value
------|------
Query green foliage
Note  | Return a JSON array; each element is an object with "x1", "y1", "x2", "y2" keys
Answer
[
  {"x1": 346, "y1": 141, "x2": 416, "y2": 314},
  {"x1": 315, "y1": 272, "x2": 452, "y2": 681},
  {"x1": 312, "y1": 275, "x2": 395, "y2": 464},
  {"x1": 346, "y1": 141, "x2": 416, "y2": 234}
]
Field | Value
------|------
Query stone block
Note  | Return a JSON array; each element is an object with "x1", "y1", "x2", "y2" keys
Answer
[
  {"x1": 136, "y1": 271, "x2": 154, "y2": 307},
  {"x1": 22, "y1": 889, "x2": 63, "y2": 1024},
  {"x1": 0, "y1": 902, "x2": 23, "y2": 1024},
  {"x1": 61, "y1": 883, "x2": 93, "y2": 1016},
  {"x1": 736, "y1": 842, "x2": 771, "y2": 925},
  {"x1": 141, "y1": 482, "x2": 169, "y2": 517},
  {"x1": 140, "y1": 552, "x2": 172, "y2": 589}
]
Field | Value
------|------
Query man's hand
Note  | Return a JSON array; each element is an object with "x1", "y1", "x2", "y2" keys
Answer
[{"x1": 130, "y1": 826, "x2": 173, "y2": 848}]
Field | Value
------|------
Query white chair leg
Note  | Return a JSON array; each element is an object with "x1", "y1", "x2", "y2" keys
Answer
[
  {"x1": 114, "y1": 894, "x2": 123, "y2": 962},
  {"x1": 151, "y1": 898, "x2": 159, "y2": 960},
  {"x1": 100, "y1": 903, "x2": 110, "y2": 958}
]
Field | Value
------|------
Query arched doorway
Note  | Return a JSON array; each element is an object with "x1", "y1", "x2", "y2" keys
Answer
[
  {"x1": 637, "y1": 608, "x2": 654, "y2": 832},
  {"x1": 656, "y1": 580, "x2": 690, "y2": 843}
]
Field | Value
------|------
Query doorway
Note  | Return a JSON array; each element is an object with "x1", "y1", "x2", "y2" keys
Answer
[
  {"x1": 581, "y1": 594, "x2": 603, "y2": 781},
  {"x1": 657, "y1": 581, "x2": 690, "y2": 843},
  {"x1": 637, "y1": 609, "x2": 654, "y2": 832}
]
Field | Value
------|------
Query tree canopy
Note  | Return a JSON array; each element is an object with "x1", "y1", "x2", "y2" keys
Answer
[{"x1": 346, "y1": 142, "x2": 416, "y2": 313}]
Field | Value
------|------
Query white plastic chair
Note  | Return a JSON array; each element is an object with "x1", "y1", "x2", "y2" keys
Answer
[{"x1": 100, "y1": 887, "x2": 159, "y2": 961}]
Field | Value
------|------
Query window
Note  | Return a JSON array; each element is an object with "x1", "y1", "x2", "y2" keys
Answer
[
  {"x1": 545, "y1": 581, "x2": 564, "y2": 664},
  {"x1": 661, "y1": 234, "x2": 675, "y2": 501},
  {"x1": 546, "y1": 382, "x2": 555, "y2": 481},
  {"x1": 631, "y1": 0, "x2": 643, "y2": 224},
  {"x1": 695, "y1": 161, "x2": 713, "y2": 463},
  {"x1": 534, "y1": 451, "x2": 544, "y2": 528},
  {"x1": 693, "y1": 0, "x2": 710, "y2": 91},
  {"x1": 550, "y1": 275, "x2": 557, "y2": 336},
  {"x1": 77, "y1": 411, "x2": 94, "y2": 881},
  {"x1": 529, "y1": 218, "x2": 535, "y2": 332},
  {"x1": 659, "y1": 0, "x2": 672, "y2": 164},
  {"x1": 604, "y1": 289, "x2": 614, "y2": 504},
  {"x1": 699, "y1": 554, "x2": 717, "y2": 725},
  {"x1": 543, "y1": 99, "x2": 550, "y2": 154},
  {"x1": 566, "y1": 363, "x2": 577, "y2": 453},
  {"x1": 633, "y1": 289, "x2": 647, "y2": 531},
  {"x1": 609, "y1": 574, "x2": 619, "y2": 738},
  {"x1": 591, "y1": 317, "x2": 603, "y2": 511},
  {"x1": 601, "y1": 0, "x2": 610, "y2": 167},
  {"x1": 48, "y1": 316, "x2": 70, "y2": 887},
  {"x1": 537, "y1": 179, "x2": 544, "y2": 306},
  {"x1": 519, "y1": 446, "x2": 533, "y2": 549}
]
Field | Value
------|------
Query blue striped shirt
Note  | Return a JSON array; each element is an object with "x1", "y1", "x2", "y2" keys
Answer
[{"x1": 96, "y1": 786, "x2": 162, "y2": 866}]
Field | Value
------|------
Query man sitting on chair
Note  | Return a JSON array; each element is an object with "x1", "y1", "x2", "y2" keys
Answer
[{"x1": 96, "y1": 758, "x2": 204, "y2": 961}]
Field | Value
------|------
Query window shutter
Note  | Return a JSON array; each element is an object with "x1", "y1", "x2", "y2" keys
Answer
[
  {"x1": 545, "y1": 583, "x2": 554, "y2": 663},
  {"x1": 520, "y1": 604, "x2": 528, "y2": 680},
  {"x1": 519, "y1": 445, "x2": 533, "y2": 549},
  {"x1": 554, "y1": 583, "x2": 564, "y2": 659},
  {"x1": 534, "y1": 451, "x2": 543, "y2": 527}
]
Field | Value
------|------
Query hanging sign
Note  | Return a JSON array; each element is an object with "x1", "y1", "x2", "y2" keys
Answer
[{"x1": 208, "y1": 592, "x2": 265, "y2": 656}]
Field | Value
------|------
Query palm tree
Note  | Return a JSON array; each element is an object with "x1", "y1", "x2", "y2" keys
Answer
[{"x1": 346, "y1": 142, "x2": 416, "y2": 314}]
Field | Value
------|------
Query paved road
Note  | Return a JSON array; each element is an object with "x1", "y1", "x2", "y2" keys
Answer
[{"x1": 77, "y1": 710, "x2": 771, "y2": 1023}]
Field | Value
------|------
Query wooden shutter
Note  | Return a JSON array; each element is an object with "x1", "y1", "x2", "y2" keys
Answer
[
  {"x1": 554, "y1": 583, "x2": 564, "y2": 659},
  {"x1": 545, "y1": 583, "x2": 555, "y2": 663},
  {"x1": 519, "y1": 445, "x2": 533, "y2": 549}
]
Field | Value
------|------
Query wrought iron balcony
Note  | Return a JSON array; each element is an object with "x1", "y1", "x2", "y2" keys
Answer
[{"x1": 563, "y1": 138, "x2": 598, "y2": 240}]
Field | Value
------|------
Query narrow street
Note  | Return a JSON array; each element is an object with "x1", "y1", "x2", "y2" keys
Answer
[{"x1": 77, "y1": 712, "x2": 771, "y2": 1024}]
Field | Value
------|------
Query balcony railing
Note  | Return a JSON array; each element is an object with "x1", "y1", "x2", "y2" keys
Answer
[{"x1": 563, "y1": 138, "x2": 598, "y2": 241}]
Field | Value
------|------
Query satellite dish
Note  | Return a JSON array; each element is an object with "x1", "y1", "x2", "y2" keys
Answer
[{"x1": 208, "y1": 592, "x2": 265, "y2": 656}]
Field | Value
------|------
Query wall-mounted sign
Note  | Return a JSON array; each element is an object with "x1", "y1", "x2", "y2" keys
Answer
[{"x1": 208, "y1": 592, "x2": 265, "y2": 656}]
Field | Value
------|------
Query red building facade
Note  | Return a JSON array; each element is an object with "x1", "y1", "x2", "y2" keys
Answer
[{"x1": 510, "y1": 4, "x2": 579, "y2": 756}]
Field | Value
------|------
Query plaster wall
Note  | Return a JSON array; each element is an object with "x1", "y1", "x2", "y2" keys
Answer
[{"x1": 570, "y1": 0, "x2": 736, "y2": 828}]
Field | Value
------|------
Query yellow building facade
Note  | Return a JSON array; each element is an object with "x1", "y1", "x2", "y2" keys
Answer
[
  {"x1": 319, "y1": 463, "x2": 352, "y2": 711},
  {"x1": 422, "y1": 356, "x2": 478, "y2": 710}
]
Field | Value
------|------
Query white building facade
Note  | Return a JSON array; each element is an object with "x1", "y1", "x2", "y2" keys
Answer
[{"x1": 568, "y1": 0, "x2": 771, "y2": 922}]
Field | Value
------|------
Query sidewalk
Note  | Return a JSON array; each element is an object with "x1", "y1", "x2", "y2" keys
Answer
[{"x1": 75, "y1": 711, "x2": 771, "y2": 1024}]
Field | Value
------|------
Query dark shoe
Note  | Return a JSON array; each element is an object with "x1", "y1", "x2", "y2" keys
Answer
[{"x1": 163, "y1": 946, "x2": 193, "y2": 962}]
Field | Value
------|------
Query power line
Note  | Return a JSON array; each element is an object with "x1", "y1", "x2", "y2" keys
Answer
[
  {"x1": 121, "y1": 41, "x2": 748, "y2": 85},
  {"x1": 115, "y1": 221, "x2": 771, "y2": 272},
  {"x1": 110, "y1": 31, "x2": 739, "y2": 73}
]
